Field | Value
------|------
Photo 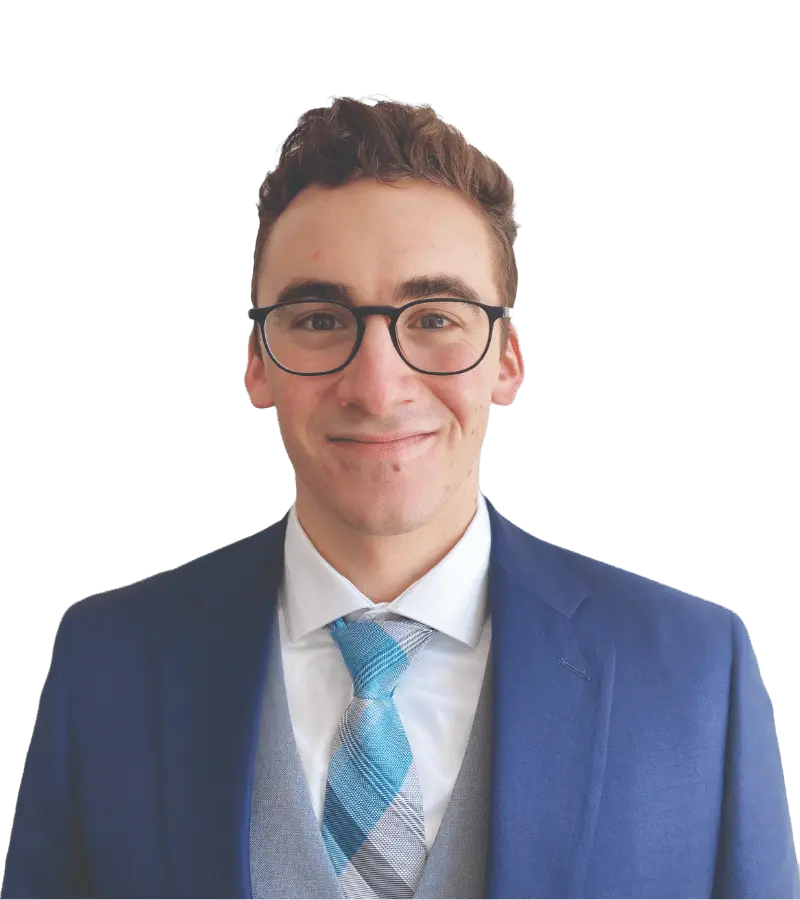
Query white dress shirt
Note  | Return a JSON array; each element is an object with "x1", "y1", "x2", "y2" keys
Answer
[{"x1": 277, "y1": 489, "x2": 493, "y2": 851}]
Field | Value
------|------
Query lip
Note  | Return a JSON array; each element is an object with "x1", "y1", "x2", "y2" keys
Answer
[
  {"x1": 329, "y1": 431, "x2": 431, "y2": 443},
  {"x1": 329, "y1": 432, "x2": 434, "y2": 457}
]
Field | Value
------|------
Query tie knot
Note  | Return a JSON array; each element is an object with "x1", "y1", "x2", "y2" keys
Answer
[{"x1": 327, "y1": 614, "x2": 435, "y2": 699}]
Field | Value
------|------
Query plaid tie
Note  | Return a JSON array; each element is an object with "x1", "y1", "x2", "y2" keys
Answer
[{"x1": 321, "y1": 613, "x2": 435, "y2": 899}]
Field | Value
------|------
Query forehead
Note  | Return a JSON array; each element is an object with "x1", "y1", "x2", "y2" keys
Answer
[{"x1": 257, "y1": 178, "x2": 498, "y2": 305}]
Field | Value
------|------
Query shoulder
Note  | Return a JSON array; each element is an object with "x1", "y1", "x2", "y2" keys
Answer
[{"x1": 60, "y1": 525, "x2": 275, "y2": 644}]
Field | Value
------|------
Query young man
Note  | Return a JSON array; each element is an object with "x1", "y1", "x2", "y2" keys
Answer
[{"x1": 3, "y1": 97, "x2": 798, "y2": 899}]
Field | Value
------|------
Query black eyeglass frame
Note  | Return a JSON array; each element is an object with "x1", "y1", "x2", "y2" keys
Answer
[{"x1": 248, "y1": 297, "x2": 512, "y2": 377}]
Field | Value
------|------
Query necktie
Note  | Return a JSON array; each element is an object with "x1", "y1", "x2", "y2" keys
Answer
[{"x1": 321, "y1": 613, "x2": 435, "y2": 899}]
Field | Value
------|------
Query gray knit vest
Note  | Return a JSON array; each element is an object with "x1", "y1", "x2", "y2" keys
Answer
[{"x1": 249, "y1": 589, "x2": 493, "y2": 899}]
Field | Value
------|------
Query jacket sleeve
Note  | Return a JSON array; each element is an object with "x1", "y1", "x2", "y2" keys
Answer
[
  {"x1": 712, "y1": 610, "x2": 799, "y2": 898},
  {"x1": 2, "y1": 606, "x2": 92, "y2": 898}
]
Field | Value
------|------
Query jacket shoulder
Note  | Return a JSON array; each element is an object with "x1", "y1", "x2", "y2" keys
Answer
[{"x1": 61, "y1": 525, "x2": 276, "y2": 639}]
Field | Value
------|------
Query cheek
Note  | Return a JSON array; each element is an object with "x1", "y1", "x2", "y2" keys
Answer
[
  {"x1": 440, "y1": 383, "x2": 491, "y2": 441},
  {"x1": 468, "y1": 403, "x2": 491, "y2": 441},
  {"x1": 273, "y1": 393, "x2": 317, "y2": 447}
]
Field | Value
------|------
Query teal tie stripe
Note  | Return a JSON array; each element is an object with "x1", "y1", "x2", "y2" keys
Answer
[{"x1": 322, "y1": 614, "x2": 435, "y2": 898}]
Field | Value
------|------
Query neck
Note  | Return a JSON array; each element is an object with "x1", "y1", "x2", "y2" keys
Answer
[{"x1": 293, "y1": 482, "x2": 480, "y2": 604}]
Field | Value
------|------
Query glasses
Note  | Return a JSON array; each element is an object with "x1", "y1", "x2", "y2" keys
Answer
[{"x1": 248, "y1": 298, "x2": 511, "y2": 376}]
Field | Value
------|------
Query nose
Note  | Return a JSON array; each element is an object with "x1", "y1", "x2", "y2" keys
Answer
[{"x1": 334, "y1": 313, "x2": 418, "y2": 412}]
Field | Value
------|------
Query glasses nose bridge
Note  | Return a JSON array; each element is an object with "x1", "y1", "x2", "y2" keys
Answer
[
  {"x1": 354, "y1": 305, "x2": 402, "y2": 346},
  {"x1": 356, "y1": 305, "x2": 401, "y2": 327}
]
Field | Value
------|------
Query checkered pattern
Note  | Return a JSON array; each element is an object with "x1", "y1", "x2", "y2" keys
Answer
[{"x1": 321, "y1": 613, "x2": 435, "y2": 899}]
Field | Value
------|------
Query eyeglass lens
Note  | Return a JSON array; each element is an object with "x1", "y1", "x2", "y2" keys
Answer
[{"x1": 263, "y1": 300, "x2": 491, "y2": 374}]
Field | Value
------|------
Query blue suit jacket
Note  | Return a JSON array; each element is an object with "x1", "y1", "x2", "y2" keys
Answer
[{"x1": 3, "y1": 497, "x2": 798, "y2": 898}]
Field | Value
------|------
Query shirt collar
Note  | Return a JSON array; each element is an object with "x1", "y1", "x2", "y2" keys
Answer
[{"x1": 281, "y1": 490, "x2": 491, "y2": 648}]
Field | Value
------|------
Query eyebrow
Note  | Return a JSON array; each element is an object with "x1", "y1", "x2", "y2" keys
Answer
[{"x1": 272, "y1": 274, "x2": 485, "y2": 307}]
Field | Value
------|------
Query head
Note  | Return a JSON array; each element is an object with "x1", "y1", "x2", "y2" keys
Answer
[{"x1": 245, "y1": 96, "x2": 525, "y2": 539}]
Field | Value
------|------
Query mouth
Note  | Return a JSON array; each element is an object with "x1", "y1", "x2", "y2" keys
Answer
[
  {"x1": 328, "y1": 432, "x2": 435, "y2": 457},
  {"x1": 330, "y1": 434, "x2": 429, "y2": 444}
]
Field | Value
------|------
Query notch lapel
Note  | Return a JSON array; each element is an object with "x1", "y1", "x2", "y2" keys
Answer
[
  {"x1": 483, "y1": 499, "x2": 616, "y2": 898},
  {"x1": 159, "y1": 518, "x2": 287, "y2": 898}
]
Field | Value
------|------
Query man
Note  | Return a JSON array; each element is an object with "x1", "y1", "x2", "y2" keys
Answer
[{"x1": 3, "y1": 97, "x2": 798, "y2": 899}]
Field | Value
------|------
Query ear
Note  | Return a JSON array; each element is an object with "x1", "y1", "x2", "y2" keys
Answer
[
  {"x1": 491, "y1": 322, "x2": 525, "y2": 406},
  {"x1": 244, "y1": 326, "x2": 276, "y2": 409}
]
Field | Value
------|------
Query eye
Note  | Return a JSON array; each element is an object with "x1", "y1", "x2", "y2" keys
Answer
[{"x1": 296, "y1": 312, "x2": 346, "y2": 331}]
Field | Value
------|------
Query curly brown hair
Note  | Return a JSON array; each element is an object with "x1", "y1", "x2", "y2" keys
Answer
[{"x1": 250, "y1": 95, "x2": 520, "y2": 361}]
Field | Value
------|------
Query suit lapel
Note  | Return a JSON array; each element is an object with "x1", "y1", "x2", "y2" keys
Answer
[
  {"x1": 159, "y1": 517, "x2": 287, "y2": 898},
  {"x1": 484, "y1": 498, "x2": 616, "y2": 898}
]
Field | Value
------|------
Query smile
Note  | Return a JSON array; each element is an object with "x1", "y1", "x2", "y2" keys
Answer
[{"x1": 329, "y1": 433, "x2": 434, "y2": 458}]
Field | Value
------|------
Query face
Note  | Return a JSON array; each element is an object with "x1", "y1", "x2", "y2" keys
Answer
[{"x1": 245, "y1": 177, "x2": 524, "y2": 538}]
